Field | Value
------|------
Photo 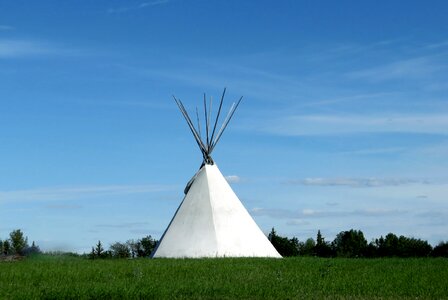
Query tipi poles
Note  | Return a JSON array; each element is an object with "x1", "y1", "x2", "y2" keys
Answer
[
  {"x1": 210, "y1": 96, "x2": 243, "y2": 152},
  {"x1": 209, "y1": 88, "x2": 226, "y2": 145},
  {"x1": 173, "y1": 88, "x2": 243, "y2": 163},
  {"x1": 173, "y1": 96, "x2": 208, "y2": 156},
  {"x1": 207, "y1": 96, "x2": 212, "y2": 150},
  {"x1": 204, "y1": 94, "x2": 210, "y2": 151},
  {"x1": 195, "y1": 107, "x2": 201, "y2": 140}
]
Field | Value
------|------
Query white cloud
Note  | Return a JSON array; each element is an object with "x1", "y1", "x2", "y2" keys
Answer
[
  {"x1": 96, "y1": 222, "x2": 150, "y2": 228},
  {"x1": 347, "y1": 53, "x2": 447, "y2": 82},
  {"x1": 107, "y1": 0, "x2": 168, "y2": 13},
  {"x1": 287, "y1": 177, "x2": 429, "y2": 188},
  {"x1": 0, "y1": 184, "x2": 175, "y2": 203},
  {"x1": 44, "y1": 204, "x2": 83, "y2": 210},
  {"x1": 0, "y1": 25, "x2": 14, "y2": 31},
  {"x1": 225, "y1": 175, "x2": 241, "y2": 184},
  {"x1": 0, "y1": 39, "x2": 50, "y2": 57},
  {"x1": 302, "y1": 208, "x2": 315, "y2": 215},
  {"x1": 140, "y1": 0, "x2": 169, "y2": 7},
  {"x1": 0, "y1": 39, "x2": 83, "y2": 58},
  {"x1": 257, "y1": 113, "x2": 448, "y2": 136},
  {"x1": 251, "y1": 207, "x2": 407, "y2": 220},
  {"x1": 338, "y1": 147, "x2": 406, "y2": 156},
  {"x1": 286, "y1": 219, "x2": 310, "y2": 226},
  {"x1": 425, "y1": 40, "x2": 448, "y2": 50}
]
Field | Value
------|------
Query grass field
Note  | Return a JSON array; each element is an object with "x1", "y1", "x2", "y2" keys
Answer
[{"x1": 1, "y1": 255, "x2": 447, "y2": 299}]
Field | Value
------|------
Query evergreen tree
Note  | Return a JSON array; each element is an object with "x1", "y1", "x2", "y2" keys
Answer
[
  {"x1": 316, "y1": 230, "x2": 323, "y2": 245},
  {"x1": 314, "y1": 230, "x2": 333, "y2": 257},
  {"x1": 95, "y1": 240, "x2": 104, "y2": 258},
  {"x1": 3, "y1": 240, "x2": 11, "y2": 255},
  {"x1": 268, "y1": 228, "x2": 299, "y2": 256},
  {"x1": 23, "y1": 241, "x2": 41, "y2": 256},
  {"x1": 9, "y1": 229, "x2": 28, "y2": 255},
  {"x1": 89, "y1": 247, "x2": 96, "y2": 259}
]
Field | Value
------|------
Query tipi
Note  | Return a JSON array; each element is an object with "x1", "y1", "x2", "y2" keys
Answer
[{"x1": 152, "y1": 89, "x2": 281, "y2": 258}]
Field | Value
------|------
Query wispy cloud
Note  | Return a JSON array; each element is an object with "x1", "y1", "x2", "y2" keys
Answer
[
  {"x1": 286, "y1": 177, "x2": 430, "y2": 188},
  {"x1": 297, "y1": 92, "x2": 400, "y2": 108},
  {"x1": 0, "y1": 184, "x2": 175, "y2": 203},
  {"x1": 44, "y1": 204, "x2": 83, "y2": 210},
  {"x1": 225, "y1": 175, "x2": 241, "y2": 184},
  {"x1": 416, "y1": 142, "x2": 448, "y2": 156},
  {"x1": 0, "y1": 39, "x2": 50, "y2": 57},
  {"x1": 0, "y1": 39, "x2": 84, "y2": 58},
  {"x1": 251, "y1": 207, "x2": 407, "y2": 220},
  {"x1": 338, "y1": 147, "x2": 406, "y2": 156},
  {"x1": 96, "y1": 222, "x2": 150, "y2": 228},
  {"x1": 425, "y1": 40, "x2": 448, "y2": 50},
  {"x1": 0, "y1": 25, "x2": 14, "y2": 31},
  {"x1": 140, "y1": 0, "x2": 169, "y2": 7},
  {"x1": 348, "y1": 55, "x2": 447, "y2": 82},
  {"x1": 116, "y1": 59, "x2": 307, "y2": 105},
  {"x1": 107, "y1": 0, "x2": 169, "y2": 13},
  {"x1": 95, "y1": 222, "x2": 159, "y2": 236},
  {"x1": 255, "y1": 113, "x2": 448, "y2": 136},
  {"x1": 286, "y1": 219, "x2": 310, "y2": 226},
  {"x1": 415, "y1": 210, "x2": 448, "y2": 227}
]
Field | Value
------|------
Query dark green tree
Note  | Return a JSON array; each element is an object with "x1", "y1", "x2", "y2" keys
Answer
[
  {"x1": 376, "y1": 233, "x2": 400, "y2": 257},
  {"x1": 364, "y1": 241, "x2": 379, "y2": 258},
  {"x1": 397, "y1": 236, "x2": 432, "y2": 257},
  {"x1": 9, "y1": 229, "x2": 28, "y2": 255},
  {"x1": 372, "y1": 233, "x2": 432, "y2": 257},
  {"x1": 299, "y1": 238, "x2": 316, "y2": 256},
  {"x1": 332, "y1": 229, "x2": 367, "y2": 257},
  {"x1": 268, "y1": 228, "x2": 299, "y2": 257},
  {"x1": 127, "y1": 239, "x2": 144, "y2": 258},
  {"x1": 432, "y1": 241, "x2": 448, "y2": 257},
  {"x1": 23, "y1": 241, "x2": 41, "y2": 256},
  {"x1": 89, "y1": 247, "x2": 96, "y2": 259},
  {"x1": 110, "y1": 242, "x2": 131, "y2": 258},
  {"x1": 314, "y1": 230, "x2": 333, "y2": 257},
  {"x1": 289, "y1": 237, "x2": 300, "y2": 256},
  {"x1": 140, "y1": 235, "x2": 157, "y2": 257},
  {"x1": 3, "y1": 240, "x2": 11, "y2": 255},
  {"x1": 95, "y1": 240, "x2": 104, "y2": 258}
]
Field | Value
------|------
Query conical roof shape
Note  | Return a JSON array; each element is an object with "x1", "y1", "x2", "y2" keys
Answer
[{"x1": 152, "y1": 164, "x2": 281, "y2": 258}]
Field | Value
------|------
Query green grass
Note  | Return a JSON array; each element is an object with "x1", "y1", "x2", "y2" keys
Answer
[{"x1": 1, "y1": 255, "x2": 447, "y2": 299}]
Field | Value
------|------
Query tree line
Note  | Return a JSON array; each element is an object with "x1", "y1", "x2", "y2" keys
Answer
[
  {"x1": 1, "y1": 229, "x2": 157, "y2": 259},
  {"x1": 89, "y1": 236, "x2": 158, "y2": 259},
  {"x1": 0, "y1": 229, "x2": 40, "y2": 257},
  {"x1": 3, "y1": 228, "x2": 448, "y2": 259},
  {"x1": 268, "y1": 228, "x2": 448, "y2": 258}
]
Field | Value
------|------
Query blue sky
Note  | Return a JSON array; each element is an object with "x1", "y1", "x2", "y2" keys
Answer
[{"x1": 1, "y1": 0, "x2": 447, "y2": 253}]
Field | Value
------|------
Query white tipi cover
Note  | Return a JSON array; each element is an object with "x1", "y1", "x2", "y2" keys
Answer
[{"x1": 152, "y1": 164, "x2": 281, "y2": 258}]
